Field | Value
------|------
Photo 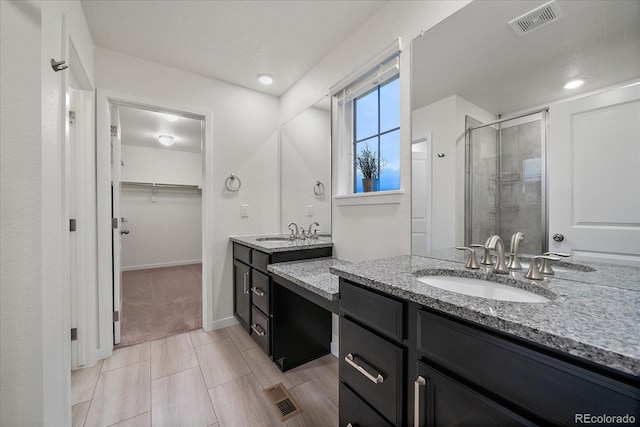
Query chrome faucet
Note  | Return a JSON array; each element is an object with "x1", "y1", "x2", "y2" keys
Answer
[
  {"x1": 287, "y1": 222, "x2": 299, "y2": 240},
  {"x1": 484, "y1": 235, "x2": 508, "y2": 274},
  {"x1": 307, "y1": 222, "x2": 320, "y2": 239},
  {"x1": 506, "y1": 232, "x2": 525, "y2": 270}
]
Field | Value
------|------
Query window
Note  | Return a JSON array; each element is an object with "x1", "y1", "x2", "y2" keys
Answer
[
  {"x1": 334, "y1": 51, "x2": 401, "y2": 197},
  {"x1": 353, "y1": 75, "x2": 400, "y2": 192}
]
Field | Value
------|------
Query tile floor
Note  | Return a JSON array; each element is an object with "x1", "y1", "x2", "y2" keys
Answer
[
  {"x1": 71, "y1": 325, "x2": 339, "y2": 427},
  {"x1": 118, "y1": 264, "x2": 203, "y2": 347}
]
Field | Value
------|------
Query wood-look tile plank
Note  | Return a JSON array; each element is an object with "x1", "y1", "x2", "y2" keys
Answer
[
  {"x1": 71, "y1": 359, "x2": 103, "y2": 405},
  {"x1": 241, "y1": 347, "x2": 308, "y2": 390},
  {"x1": 84, "y1": 361, "x2": 150, "y2": 427},
  {"x1": 194, "y1": 338, "x2": 251, "y2": 389},
  {"x1": 208, "y1": 374, "x2": 283, "y2": 427},
  {"x1": 103, "y1": 342, "x2": 150, "y2": 372},
  {"x1": 109, "y1": 412, "x2": 151, "y2": 427},
  {"x1": 189, "y1": 328, "x2": 229, "y2": 347},
  {"x1": 298, "y1": 354, "x2": 339, "y2": 406},
  {"x1": 285, "y1": 381, "x2": 338, "y2": 427},
  {"x1": 150, "y1": 332, "x2": 198, "y2": 380},
  {"x1": 225, "y1": 324, "x2": 257, "y2": 352},
  {"x1": 151, "y1": 366, "x2": 216, "y2": 427},
  {"x1": 72, "y1": 401, "x2": 91, "y2": 427}
]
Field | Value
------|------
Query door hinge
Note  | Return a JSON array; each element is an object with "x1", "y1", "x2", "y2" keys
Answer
[
  {"x1": 69, "y1": 218, "x2": 77, "y2": 232},
  {"x1": 112, "y1": 218, "x2": 118, "y2": 229},
  {"x1": 71, "y1": 328, "x2": 78, "y2": 341},
  {"x1": 113, "y1": 311, "x2": 120, "y2": 322},
  {"x1": 69, "y1": 110, "x2": 76, "y2": 125},
  {"x1": 110, "y1": 125, "x2": 118, "y2": 137}
]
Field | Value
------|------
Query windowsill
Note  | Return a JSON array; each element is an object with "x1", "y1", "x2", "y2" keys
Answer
[{"x1": 334, "y1": 189, "x2": 405, "y2": 206}]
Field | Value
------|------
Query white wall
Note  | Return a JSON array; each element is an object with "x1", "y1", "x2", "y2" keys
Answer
[
  {"x1": 280, "y1": 1, "x2": 470, "y2": 261},
  {"x1": 121, "y1": 145, "x2": 202, "y2": 186},
  {"x1": 1, "y1": 1, "x2": 94, "y2": 425},
  {"x1": 95, "y1": 47, "x2": 280, "y2": 328},
  {"x1": 412, "y1": 95, "x2": 495, "y2": 249}
]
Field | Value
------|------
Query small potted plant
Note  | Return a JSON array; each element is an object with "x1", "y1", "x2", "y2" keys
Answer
[{"x1": 356, "y1": 143, "x2": 386, "y2": 192}]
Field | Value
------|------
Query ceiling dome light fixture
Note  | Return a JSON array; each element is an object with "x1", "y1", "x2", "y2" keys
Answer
[
  {"x1": 564, "y1": 79, "x2": 584, "y2": 89},
  {"x1": 158, "y1": 135, "x2": 175, "y2": 146},
  {"x1": 257, "y1": 74, "x2": 273, "y2": 85}
]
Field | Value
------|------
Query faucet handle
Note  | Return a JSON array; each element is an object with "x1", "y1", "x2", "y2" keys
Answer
[
  {"x1": 470, "y1": 244, "x2": 493, "y2": 265},
  {"x1": 544, "y1": 251, "x2": 570, "y2": 258},
  {"x1": 538, "y1": 254, "x2": 562, "y2": 275},
  {"x1": 456, "y1": 247, "x2": 480, "y2": 269},
  {"x1": 525, "y1": 255, "x2": 553, "y2": 280}
]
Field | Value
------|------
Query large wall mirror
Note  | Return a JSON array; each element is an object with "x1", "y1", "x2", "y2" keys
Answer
[
  {"x1": 280, "y1": 96, "x2": 332, "y2": 237},
  {"x1": 411, "y1": 0, "x2": 640, "y2": 265}
]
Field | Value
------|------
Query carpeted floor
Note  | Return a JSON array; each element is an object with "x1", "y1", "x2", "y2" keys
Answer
[{"x1": 117, "y1": 263, "x2": 202, "y2": 348}]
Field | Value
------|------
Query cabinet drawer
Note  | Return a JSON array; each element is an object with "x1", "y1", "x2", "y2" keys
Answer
[
  {"x1": 339, "y1": 382, "x2": 393, "y2": 427},
  {"x1": 340, "y1": 317, "x2": 403, "y2": 426},
  {"x1": 417, "y1": 310, "x2": 640, "y2": 425},
  {"x1": 233, "y1": 243, "x2": 251, "y2": 265},
  {"x1": 250, "y1": 306, "x2": 269, "y2": 354},
  {"x1": 251, "y1": 270, "x2": 270, "y2": 315},
  {"x1": 340, "y1": 280, "x2": 403, "y2": 341},
  {"x1": 251, "y1": 250, "x2": 270, "y2": 273}
]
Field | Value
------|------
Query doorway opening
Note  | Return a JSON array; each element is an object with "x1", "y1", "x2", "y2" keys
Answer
[{"x1": 114, "y1": 105, "x2": 204, "y2": 347}]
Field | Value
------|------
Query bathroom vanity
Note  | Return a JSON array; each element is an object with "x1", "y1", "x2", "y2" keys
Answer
[
  {"x1": 331, "y1": 255, "x2": 640, "y2": 426},
  {"x1": 230, "y1": 235, "x2": 334, "y2": 371}
]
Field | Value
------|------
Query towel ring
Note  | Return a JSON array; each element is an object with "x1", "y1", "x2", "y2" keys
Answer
[
  {"x1": 225, "y1": 174, "x2": 241, "y2": 192},
  {"x1": 314, "y1": 181, "x2": 325, "y2": 196}
]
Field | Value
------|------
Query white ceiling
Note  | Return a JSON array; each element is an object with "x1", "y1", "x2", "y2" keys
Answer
[
  {"x1": 118, "y1": 105, "x2": 202, "y2": 153},
  {"x1": 81, "y1": 0, "x2": 388, "y2": 96},
  {"x1": 412, "y1": 0, "x2": 640, "y2": 115}
]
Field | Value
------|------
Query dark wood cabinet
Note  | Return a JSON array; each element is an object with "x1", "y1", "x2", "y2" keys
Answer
[
  {"x1": 415, "y1": 361, "x2": 535, "y2": 427},
  {"x1": 339, "y1": 278, "x2": 640, "y2": 427},
  {"x1": 232, "y1": 258, "x2": 251, "y2": 330}
]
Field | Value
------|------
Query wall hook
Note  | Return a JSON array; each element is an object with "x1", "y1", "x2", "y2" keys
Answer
[
  {"x1": 51, "y1": 58, "x2": 68, "y2": 72},
  {"x1": 437, "y1": 153, "x2": 445, "y2": 158}
]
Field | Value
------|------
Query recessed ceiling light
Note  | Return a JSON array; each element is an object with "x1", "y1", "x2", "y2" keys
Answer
[
  {"x1": 564, "y1": 79, "x2": 584, "y2": 89},
  {"x1": 161, "y1": 113, "x2": 178, "y2": 122},
  {"x1": 257, "y1": 74, "x2": 273, "y2": 85},
  {"x1": 158, "y1": 135, "x2": 175, "y2": 146}
]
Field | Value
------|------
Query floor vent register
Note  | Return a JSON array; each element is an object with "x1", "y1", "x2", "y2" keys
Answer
[{"x1": 263, "y1": 383, "x2": 303, "y2": 421}]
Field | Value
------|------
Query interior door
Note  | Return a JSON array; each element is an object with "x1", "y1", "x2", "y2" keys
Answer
[
  {"x1": 412, "y1": 138, "x2": 432, "y2": 256},
  {"x1": 548, "y1": 83, "x2": 640, "y2": 265},
  {"x1": 111, "y1": 106, "x2": 123, "y2": 344}
]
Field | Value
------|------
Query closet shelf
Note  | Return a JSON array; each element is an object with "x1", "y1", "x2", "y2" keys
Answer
[{"x1": 121, "y1": 181, "x2": 201, "y2": 191}]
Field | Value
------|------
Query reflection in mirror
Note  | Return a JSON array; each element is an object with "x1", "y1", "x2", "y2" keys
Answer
[
  {"x1": 280, "y1": 96, "x2": 331, "y2": 238},
  {"x1": 411, "y1": 0, "x2": 640, "y2": 264}
]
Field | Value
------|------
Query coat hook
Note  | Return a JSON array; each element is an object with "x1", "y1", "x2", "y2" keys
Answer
[
  {"x1": 437, "y1": 153, "x2": 445, "y2": 158},
  {"x1": 51, "y1": 58, "x2": 68, "y2": 72}
]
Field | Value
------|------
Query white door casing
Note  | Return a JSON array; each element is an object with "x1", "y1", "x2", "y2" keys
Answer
[
  {"x1": 111, "y1": 106, "x2": 123, "y2": 344},
  {"x1": 412, "y1": 137, "x2": 433, "y2": 256},
  {"x1": 548, "y1": 83, "x2": 640, "y2": 265}
]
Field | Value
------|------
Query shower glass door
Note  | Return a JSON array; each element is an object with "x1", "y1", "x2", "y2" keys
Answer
[{"x1": 465, "y1": 112, "x2": 547, "y2": 255}]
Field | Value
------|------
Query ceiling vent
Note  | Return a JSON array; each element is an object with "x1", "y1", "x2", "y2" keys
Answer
[{"x1": 509, "y1": 1, "x2": 563, "y2": 37}]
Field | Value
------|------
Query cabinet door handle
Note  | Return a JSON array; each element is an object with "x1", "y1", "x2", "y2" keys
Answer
[
  {"x1": 251, "y1": 323, "x2": 265, "y2": 336},
  {"x1": 344, "y1": 353, "x2": 384, "y2": 384},
  {"x1": 414, "y1": 375, "x2": 426, "y2": 427},
  {"x1": 243, "y1": 272, "x2": 249, "y2": 294},
  {"x1": 251, "y1": 286, "x2": 265, "y2": 297}
]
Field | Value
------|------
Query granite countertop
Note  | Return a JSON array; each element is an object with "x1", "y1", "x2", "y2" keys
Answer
[
  {"x1": 330, "y1": 254, "x2": 640, "y2": 376},
  {"x1": 230, "y1": 234, "x2": 333, "y2": 253},
  {"x1": 267, "y1": 257, "x2": 351, "y2": 301}
]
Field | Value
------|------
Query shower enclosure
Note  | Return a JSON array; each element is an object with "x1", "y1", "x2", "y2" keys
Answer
[{"x1": 465, "y1": 111, "x2": 547, "y2": 255}]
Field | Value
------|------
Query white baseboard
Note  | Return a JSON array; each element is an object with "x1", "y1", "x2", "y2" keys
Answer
[
  {"x1": 122, "y1": 259, "x2": 202, "y2": 271},
  {"x1": 210, "y1": 316, "x2": 238, "y2": 332}
]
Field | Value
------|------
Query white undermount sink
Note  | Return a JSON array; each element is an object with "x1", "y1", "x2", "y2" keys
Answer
[{"x1": 416, "y1": 276, "x2": 550, "y2": 303}]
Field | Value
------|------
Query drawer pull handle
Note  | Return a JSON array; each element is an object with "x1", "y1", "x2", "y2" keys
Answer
[
  {"x1": 344, "y1": 353, "x2": 384, "y2": 384},
  {"x1": 251, "y1": 286, "x2": 265, "y2": 297},
  {"x1": 251, "y1": 323, "x2": 266, "y2": 336},
  {"x1": 346, "y1": 424, "x2": 354, "y2": 427},
  {"x1": 414, "y1": 375, "x2": 426, "y2": 427}
]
